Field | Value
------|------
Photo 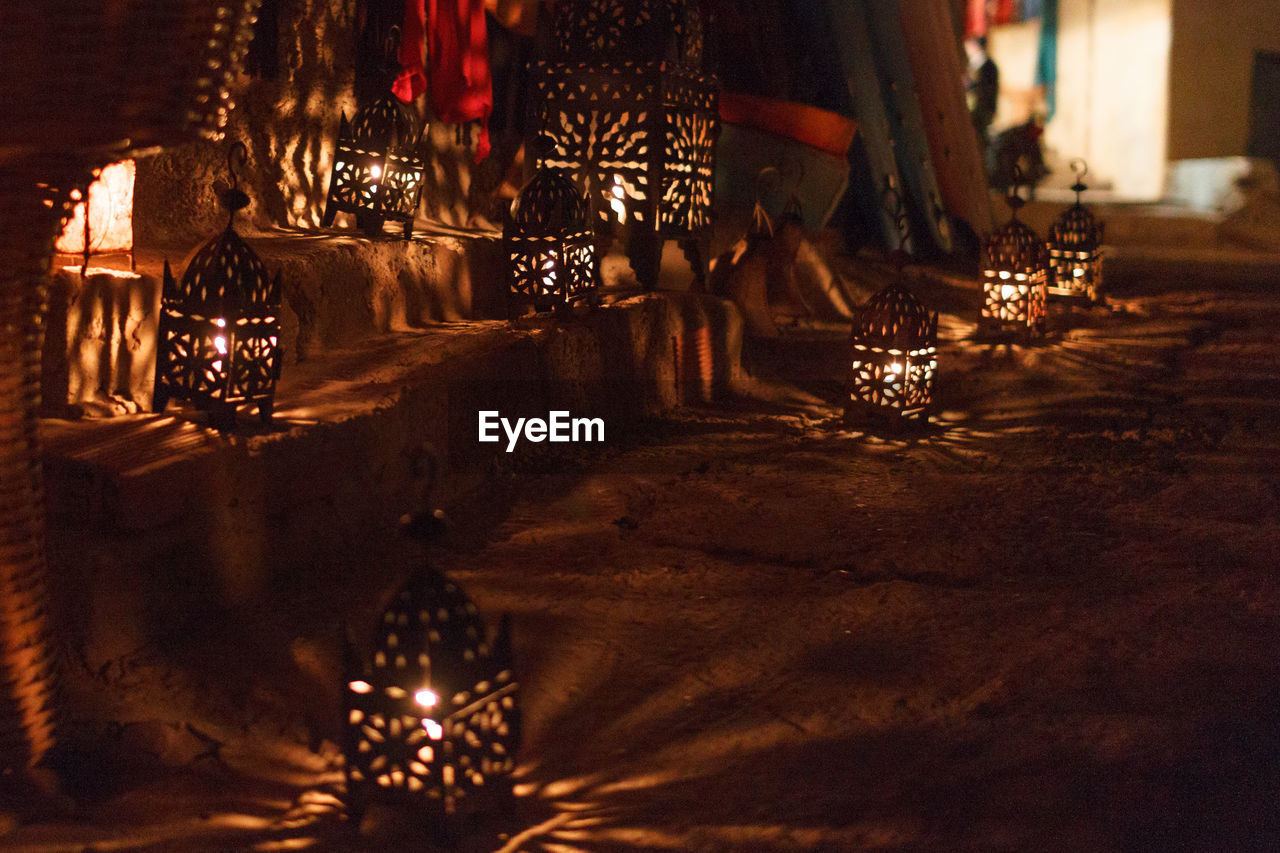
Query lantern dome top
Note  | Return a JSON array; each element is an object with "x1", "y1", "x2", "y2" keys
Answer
[
  {"x1": 510, "y1": 165, "x2": 590, "y2": 234},
  {"x1": 370, "y1": 567, "x2": 495, "y2": 688},
  {"x1": 350, "y1": 92, "x2": 420, "y2": 146},
  {"x1": 552, "y1": 0, "x2": 707, "y2": 69},
  {"x1": 1049, "y1": 203, "x2": 1103, "y2": 251},
  {"x1": 984, "y1": 217, "x2": 1047, "y2": 275},
  {"x1": 854, "y1": 284, "x2": 938, "y2": 348},
  {"x1": 171, "y1": 224, "x2": 278, "y2": 310}
]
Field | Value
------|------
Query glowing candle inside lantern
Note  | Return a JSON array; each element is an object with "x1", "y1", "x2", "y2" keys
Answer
[
  {"x1": 1000, "y1": 284, "x2": 1016, "y2": 300},
  {"x1": 213, "y1": 317, "x2": 228, "y2": 355},
  {"x1": 414, "y1": 688, "x2": 438, "y2": 708},
  {"x1": 610, "y1": 176, "x2": 627, "y2": 223},
  {"x1": 423, "y1": 718, "x2": 443, "y2": 740}
]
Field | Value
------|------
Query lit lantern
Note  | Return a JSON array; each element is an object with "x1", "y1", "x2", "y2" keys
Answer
[
  {"x1": 848, "y1": 284, "x2": 938, "y2": 422},
  {"x1": 980, "y1": 177, "x2": 1047, "y2": 338},
  {"x1": 321, "y1": 91, "x2": 427, "y2": 238},
  {"x1": 343, "y1": 566, "x2": 519, "y2": 824},
  {"x1": 1047, "y1": 160, "x2": 1104, "y2": 304},
  {"x1": 154, "y1": 144, "x2": 283, "y2": 431},
  {"x1": 532, "y1": 0, "x2": 719, "y2": 288},
  {"x1": 504, "y1": 137, "x2": 597, "y2": 314},
  {"x1": 55, "y1": 159, "x2": 136, "y2": 274}
]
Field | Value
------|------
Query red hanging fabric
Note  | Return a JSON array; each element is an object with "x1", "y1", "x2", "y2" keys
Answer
[
  {"x1": 993, "y1": 0, "x2": 1016, "y2": 25},
  {"x1": 393, "y1": 0, "x2": 428, "y2": 102},
  {"x1": 966, "y1": 0, "x2": 987, "y2": 37},
  {"x1": 427, "y1": 0, "x2": 493, "y2": 162}
]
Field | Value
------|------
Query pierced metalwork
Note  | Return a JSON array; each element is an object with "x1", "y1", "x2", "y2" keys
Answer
[
  {"x1": 344, "y1": 566, "x2": 519, "y2": 821},
  {"x1": 505, "y1": 140, "x2": 597, "y2": 312},
  {"x1": 532, "y1": 0, "x2": 719, "y2": 286},
  {"x1": 322, "y1": 30, "x2": 427, "y2": 239},
  {"x1": 1047, "y1": 159, "x2": 1104, "y2": 304},
  {"x1": 848, "y1": 179, "x2": 937, "y2": 421},
  {"x1": 981, "y1": 169, "x2": 1047, "y2": 337},
  {"x1": 848, "y1": 285, "x2": 938, "y2": 421},
  {"x1": 154, "y1": 144, "x2": 283, "y2": 430}
]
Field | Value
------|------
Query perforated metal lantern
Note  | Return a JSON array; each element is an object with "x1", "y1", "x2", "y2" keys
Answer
[
  {"x1": 981, "y1": 186, "x2": 1047, "y2": 338},
  {"x1": 532, "y1": 0, "x2": 719, "y2": 287},
  {"x1": 322, "y1": 92, "x2": 427, "y2": 239},
  {"x1": 848, "y1": 284, "x2": 938, "y2": 421},
  {"x1": 154, "y1": 146, "x2": 282, "y2": 430},
  {"x1": 505, "y1": 145, "x2": 597, "y2": 313},
  {"x1": 344, "y1": 567, "x2": 519, "y2": 820},
  {"x1": 1047, "y1": 160, "x2": 1104, "y2": 304}
]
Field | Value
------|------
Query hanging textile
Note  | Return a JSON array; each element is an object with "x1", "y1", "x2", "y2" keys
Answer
[
  {"x1": 1034, "y1": 0, "x2": 1058, "y2": 119},
  {"x1": 393, "y1": 0, "x2": 428, "y2": 101},
  {"x1": 992, "y1": 0, "x2": 1016, "y2": 25},
  {"x1": 428, "y1": 0, "x2": 494, "y2": 161},
  {"x1": 1023, "y1": 0, "x2": 1044, "y2": 18},
  {"x1": 965, "y1": 0, "x2": 987, "y2": 37}
]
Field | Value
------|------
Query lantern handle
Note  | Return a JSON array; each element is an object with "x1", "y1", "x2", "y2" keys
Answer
[
  {"x1": 1069, "y1": 158, "x2": 1090, "y2": 202},
  {"x1": 1006, "y1": 163, "x2": 1028, "y2": 218},
  {"x1": 384, "y1": 25, "x2": 402, "y2": 68},
  {"x1": 219, "y1": 142, "x2": 251, "y2": 223}
]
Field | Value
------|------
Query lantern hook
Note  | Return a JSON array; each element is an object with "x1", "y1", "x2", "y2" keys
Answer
[
  {"x1": 219, "y1": 142, "x2": 251, "y2": 222},
  {"x1": 1006, "y1": 163, "x2": 1029, "y2": 218},
  {"x1": 1069, "y1": 158, "x2": 1090, "y2": 203}
]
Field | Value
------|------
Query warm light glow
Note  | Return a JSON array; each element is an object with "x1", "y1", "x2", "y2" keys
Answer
[
  {"x1": 214, "y1": 335, "x2": 228, "y2": 355},
  {"x1": 414, "y1": 688, "x2": 438, "y2": 708},
  {"x1": 370, "y1": 164, "x2": 383, "y2": 180},
  {"x1": 1073, "y1": 267, "x2": 1085, "y2": 277},
  {"x1": 889, "y1": 362, "x2": 902, "y2": 373},
  {"x1": 610, "y1": 175, "x2": 627, "y2": 223},
  {"x1": 423, "y1": 718, "x2": 443, "y2": 740},
  {"x1": 1000, "y1": 284, "x2": 1017, "y2": 300},
  {"x1": 998, "y1": 270, "x2": 1011, "y2": 280},
  {"x1": 56, "y1": 159, "x2": 135, "y2": 254},
  {"x1": 349, "y1": 680, "x2": 373, "y2": 694}
]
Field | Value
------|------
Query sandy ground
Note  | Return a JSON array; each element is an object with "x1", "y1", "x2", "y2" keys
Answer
[{"x1": 4, "y1": 267, "x2": 1280, "y2": 852}]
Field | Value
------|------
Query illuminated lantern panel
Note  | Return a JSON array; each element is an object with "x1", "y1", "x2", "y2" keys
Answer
[
  {"x1": 322, "y1": 94, "x2": 427, "y2": 238},
  {"x1": 55, "y1": 159, "x2": 135, "y2": 267},
  {"x1": 154, "y1": 148, "x2": 282, "y2": 431},
  {"x1": 344, "y1": 567, "x2": 519, "y2": 823},
  {"x1": 848, "y1": 285, "x2": 938, "y2": 421},
  {"x1": 532, "y1": 0, "x2": 718, "y2": 287},
  {"x1": 1047, "y1": 167, "x2": 1104, "y2": 304},
  {"x1": 504, "y1": 146, "x2": 597, "y2": 313},
  {"x1": 981, "y1": 194, "x2": 1047, "y2": 338}
]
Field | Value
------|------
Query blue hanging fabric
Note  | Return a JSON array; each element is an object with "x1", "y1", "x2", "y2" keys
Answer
[
  {"x1": 1034, "y1": 0, "x2": 1058, "y2": 119},
  {"x1": 1023, "y1": 0, "x2": 1044, "y2": 19}
]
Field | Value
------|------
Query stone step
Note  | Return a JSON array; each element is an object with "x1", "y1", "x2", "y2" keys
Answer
[{"x1": 41, "y1": 293, "x2": 742, "y2": 583}]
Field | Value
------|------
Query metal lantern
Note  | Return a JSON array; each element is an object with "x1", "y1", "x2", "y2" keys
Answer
[
  {"x1": 154, "y1": 144, "x2": 283, "y2": 431},
  {"x1": 532, "y1": 0, "x2": 719, "y2": 288},
  {"x1": 504, "y1": 138, "x2": 598, "y2": 314},
  {"x1": 322, "y1": 29, "x2": 427, "y2": 239},
  {"x1": 344, "y1": 566, "x2": 519, "y2": 823},
  {"x1": 848, "y1": 284, "x2": 938, "y2": 422},
  {"x1": 980, "y1": 174, "x2": 1047, "y2": 338},
  {"x1": 1047, "y1": 159, "x2": 1104, "y2": 304}
]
